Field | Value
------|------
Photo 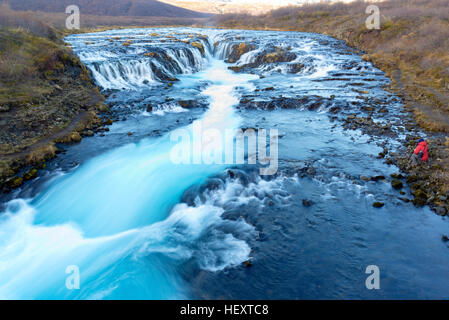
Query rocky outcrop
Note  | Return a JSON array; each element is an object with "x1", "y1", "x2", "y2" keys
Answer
[
  {"x1": 227, "y1": 45, "x2": 298, "y2": 73},
  {"x1": 226, "y1": 42, "x2": 255, "y2": 63}
]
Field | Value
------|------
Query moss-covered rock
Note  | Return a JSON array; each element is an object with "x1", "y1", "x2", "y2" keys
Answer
[
  {"x1": 7, "y1": 176, "x2": 23, "y2": 189},
  {"x1": 227, "y1": 43, "x2": 255, "y2": 63},
  {"x1": 190, "y1": 42, "x2": 205, "y2": 56},
  {"x1": 23, "y1": 168, "x2": 38, "y2": 180},
  {"x1": 412, "y1": 189, "x2": 428, "y2": 206},
  {"x1": 391, "y1": 179, "x2": 403, "y2": 190}
]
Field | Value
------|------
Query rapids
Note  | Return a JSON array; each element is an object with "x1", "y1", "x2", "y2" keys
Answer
[{"x1": 0, "y1": 28, "x2": 448, "y2": 299}]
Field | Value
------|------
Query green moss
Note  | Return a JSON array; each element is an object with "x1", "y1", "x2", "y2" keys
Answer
[
  {"x1": 8, "y1": 176, "x2": 23, "y2": 189},
  {"x1": 23, "y1": 168, "x2": 38, "y2": 180}
]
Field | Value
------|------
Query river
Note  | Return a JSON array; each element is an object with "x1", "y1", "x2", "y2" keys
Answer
[{"x1": 0, "y1": 28, "x2": 448, "y2": 299}]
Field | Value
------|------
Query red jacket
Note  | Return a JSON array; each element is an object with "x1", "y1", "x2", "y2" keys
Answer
[{"x1": 414, "y1": 140, "x2": 428, "y2": 162}]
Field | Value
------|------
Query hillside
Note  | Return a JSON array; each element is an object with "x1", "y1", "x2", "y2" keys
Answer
[
  {"x1": 0, "y1": 6, "x2": 106, "y2": 190},
  {"x1": 157, "y1": 0, "x2": 282, "y2": 14},
  {"x1": 157, "y1": 0, "x2": 366, "y2": 15},
  {"x1": 3, "y1": 0, "x2": 210, "y2": 18}
]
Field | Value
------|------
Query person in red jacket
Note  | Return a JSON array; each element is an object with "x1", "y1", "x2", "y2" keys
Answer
[{"x1": 411, "y1": 138, "x2": 428, "y2": 164}]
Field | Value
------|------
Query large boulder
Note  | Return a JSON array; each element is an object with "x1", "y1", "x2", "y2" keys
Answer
[{"x1": 226, "y1": 43, "x2": 255, "y2": 63}]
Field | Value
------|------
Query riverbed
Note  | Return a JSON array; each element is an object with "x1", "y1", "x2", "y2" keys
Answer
[{"x1": 0, "y1": 28, "x2": 448, "y2": 299}]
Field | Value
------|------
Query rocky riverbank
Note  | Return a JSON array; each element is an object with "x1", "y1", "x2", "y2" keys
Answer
[
  {"x1": 0, "y1": 25, "x2": 111, "y2": 192},
  {"x1": 210, "y1": 1, "x2": 449, "y2": 216}
]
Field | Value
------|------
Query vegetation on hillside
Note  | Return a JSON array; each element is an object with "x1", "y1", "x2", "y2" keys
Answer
[
  {"x1": 0, "y1": 4, "x2": 104, "y2": 190},
  {"x1": 3, "y1": 0, "x2": 210, "y2": 18}
]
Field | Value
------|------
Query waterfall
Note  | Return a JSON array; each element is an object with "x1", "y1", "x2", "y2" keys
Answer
[
  {"x1": 0, "y1": 38, "x2": 257, "y2": 298},
  {"x1": 68, "y1": 31, "x2": 214, "y2": 90}
]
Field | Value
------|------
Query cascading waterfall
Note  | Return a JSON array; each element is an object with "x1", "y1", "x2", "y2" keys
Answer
[
  {"x1": 0, "y1": 30, "x2": 257, "y2": 299},
  {"x1": 2, "y1": 27, "x2": 449, "y2": 300}
]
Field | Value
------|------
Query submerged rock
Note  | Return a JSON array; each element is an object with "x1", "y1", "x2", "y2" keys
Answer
[
  {"x1": 390, "y1": 173, "x2": 404, "y2": 179},
  {"x1": 391, "y1": 179, "x2": 403, "y2": 190},
  {"x1": 302, "y1": 199, "x2": 313, "y2": 207},
  {"x1": 434, "y1": 206, "x2": 447, "y2": 216},
  {"x1": 243, "y1": 260, "x2": 252, "y2": 268},
  {"x1": 372, "y1": 202, "x2": 385, "y2": 208},
  {"x1": 288, "y1": 63, "x2": 305, "y2": 74}
]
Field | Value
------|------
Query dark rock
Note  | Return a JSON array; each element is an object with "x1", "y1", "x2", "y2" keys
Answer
[
  {"x1": 146, "y1": 104, "x2": 153, "y2": 112},
  {"x1": 435, "y1": 206, "x2": 447, "y2": 216},
  {"x1": 306, "y1": 167, "x2": 316, "y2": 176},
  {"x1": 6, "y1": 176, "x2": 23, "y2": 189},
  {"x1": 371, "y1": 175, "x2": 386, "y2": 182},
  {"x1": 360, "y1": 176, "x2": 371, "y2": 181},
  {"x1": 288, "y1": 63, "x2": 304, "y2": 74},
  {"x1": 390, "y1": 173, "x2": 404, "y2": 179},
  {"x1": 302, "y1": 199, "x2": 313, "y2": 207},
  {"x1": 372, "y1": 202, "x2": 384, "y2": 208},
  {"x1": 391, "y1": 179, "x2": 403, "y2": 190},
  {"x1": 0, "y1": 104, "x2": 11, "y2": 112},
  {"x1": 361, "y1": 106, "x2": 375, "y2": 112},
  {"x1": 442, "y1": 235, "x2": 449, "y2": 242},
  {"x1": 178, "y1": 100, "x2": 203, "y2": 109},
  {"x1": 243, "y1": 260, "x2": 252, "y2": 267},
  {"x1": 226, "y1": 43, "x2": 255, "y2": 63},
  {"x1": 412, "y1": 189, "x2": 428, "y2": 206},
  {"x1": 23, "y1": 169, "x2": 38, "y2": 181}
]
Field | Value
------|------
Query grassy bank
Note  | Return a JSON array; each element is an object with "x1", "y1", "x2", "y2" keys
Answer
[
  {"x1": 0, "y1": 3, "x2": 210, "y2": 192},
  {"x1": 211, "y1": 0, "x2": 449, "y2": 214},
  {"x1": 0, "y1": 6, "x2": 107, "y2": 191}
]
